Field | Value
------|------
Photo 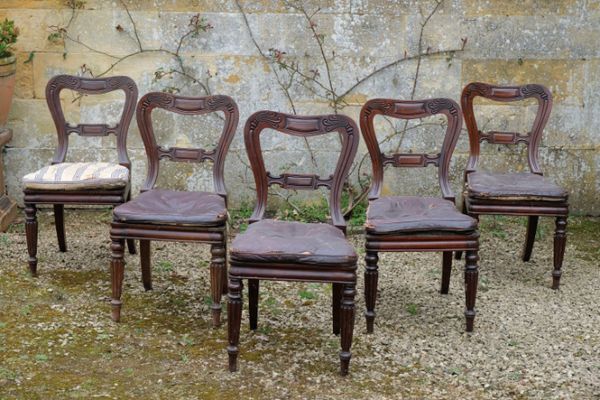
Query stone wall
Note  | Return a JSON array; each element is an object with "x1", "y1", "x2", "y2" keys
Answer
[{"x1": 1, "y1": 0, "x2": 599, "y2": 214}]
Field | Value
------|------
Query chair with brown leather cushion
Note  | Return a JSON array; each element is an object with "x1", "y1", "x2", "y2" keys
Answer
[
  {"x1": 360, "y1": 98, "x2": 480, "y2": 333},
  {"x1": 458, "y1": 82, "x2": 568, "y2": 289},
  {"x1": 227, "y1": 111, "x2": 359, "y2": 376},
  {"x1": 23, "y1": 75, "x2": 138, "y2": 276},
  {"x1": 109, "y1": 92, "x2": 239, "y2": 327}
]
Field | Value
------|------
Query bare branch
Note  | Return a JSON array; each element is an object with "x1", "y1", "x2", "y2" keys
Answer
[{"x1": 119, "y1": 0, "x2": 143, "y2": 51}]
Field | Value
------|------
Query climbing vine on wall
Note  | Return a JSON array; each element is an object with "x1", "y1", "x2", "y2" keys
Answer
[
  {"x1": 43, "y1": 0, "x2": 467, "y2": 222},
  {"x1": 236, "y1": 0, "x2": 468, "y2": 217},
  {"x1": 47, "y1": 0, "x2": 215, "y2": 96}
]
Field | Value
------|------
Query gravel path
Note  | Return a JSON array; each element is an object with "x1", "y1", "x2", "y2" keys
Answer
[{"x1": 0, "y1": 210, "x2": 598, "y2": 399}]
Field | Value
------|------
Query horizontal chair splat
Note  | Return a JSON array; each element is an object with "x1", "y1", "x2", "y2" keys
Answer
[
  {"x1": 267, "y1": 172, "x2": 333, "y2": 190},
  {"x1": 157, "y1": 146, "x2": 216, "y2": 163},
  {"x1": 382, "y1": 153, "x2": 440, "y2": 168},
  {"x1": 479, "y1": 131, "x2": 530, "y2": 145},
  {"x1": 66, "y1": 123, "x2": 119, "y2": 137}
]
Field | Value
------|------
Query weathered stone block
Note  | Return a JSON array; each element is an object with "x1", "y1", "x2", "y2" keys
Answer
[
  {"x1": 14, "y1": 52, "x2": 34, "y2": 99},
  {"x1": 0, "y1": 9, "x2": 68, "y2": 53},
  {"x1": 464, "y1": 0, "x2": 582, "y2": 17},
  {"x1": 463, "y1": 16, "x2": 600, "y2": 59},
  {"x1": 6, "y1": 99, "x2": 56, "y2": 149},
  {"x1": 31, "y1": 51, "x2": 171, "y2": 99},
  {"x1": 0, "y1": 1, "x2": 63, "y2": 9}
]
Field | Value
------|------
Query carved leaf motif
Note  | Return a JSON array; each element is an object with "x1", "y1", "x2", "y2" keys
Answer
[
  {"x1": 141, "y1": 92, "x2": 174, "y2": 111},
  {"x1": 521, "y1": 84, "x2": 549, "y2": 100},
  {"x1": 425, "y1": 98, "x2": 459, "y2": 116},
  {"x1": 108, "y1": 76, "x2": 137, "y2": 93},
  {"x1": 48, "y1": 75, "x2": 81, "y2": 92},
  {"x1": 322, "y1": 115, "x2": 354, "y2": 134},
  {"x1": 207, "y1": 96, "x2": 235, "y2": 113},
  {"x1": 107, "y1": 77, "x2": 121, "y2": 88},
  {"x1": 362, "y1": 99, "x2": 395, "y2": 119},
  {"x1": 464, "y1": 82, "x2": 491, "y2": 98},
  {"x1": 249, "y1": 111, "x2": 284, "y2": 131}
]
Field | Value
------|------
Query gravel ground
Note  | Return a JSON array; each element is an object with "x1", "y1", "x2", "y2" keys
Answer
[{"x1": 0, "y1": 209, "x2": 599, "y2": 399}]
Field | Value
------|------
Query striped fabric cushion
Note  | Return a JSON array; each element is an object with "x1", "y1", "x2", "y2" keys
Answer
[{"x1": 23, "y1": 162, "x2": 129, "y2": 190}]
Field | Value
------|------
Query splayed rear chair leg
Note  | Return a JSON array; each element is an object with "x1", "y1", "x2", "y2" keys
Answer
[
  {"x1": 441, "y1": 251, "x2": 452, "y2": 294},
  {"x1": 522, "y1": 216, "x2": 539, "y2": 262}
]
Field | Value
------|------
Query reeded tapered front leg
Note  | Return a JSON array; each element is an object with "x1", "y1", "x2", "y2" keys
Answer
[
  {"x1": 340, "y1": 283, "x2": 356, "y2": 376},
  {"x1": 210, "y1": 243, "x2": 226, "y2": 327},
  {"x1": 522, "y1": 216, "x2": 539, "y2": 261},
  {"x1": 364, "y1": 250, "x2": 379, "y2": 333},
  {"x1": 53, "y1": 204, "x2": 66, "y2": 252},
  {"x1": 124, "y1": 193, "x2": 136, "y2": 255},
  {"x1": 441, "y1": 251, "x2": 452, "y2": 294},
  {"x1": 455, "y1": 202, "x2": 469, "y2": 260},
  {"x1": 248, "y1": 279, "x2": 259, "y2": 330},
  {"x1": 552, "y1": 216, "x2": 567, "y2": 290},
  {"x1": 227, "y1": 277, "x2": 242, "y2": 372},
  {"x1": 140, "y1": 240, "x2": 152, "y2": 291},
  {"x1": 332, "y1": 283, "x2": 342, "y2": 335},
  {"x1": 221, "y1": 239, "x2": 228, "y2": 295},
  {"x1": 464, "y1": 250, "x2": 479, "y2": 332},
  {"x1": 25, "y1": 204, "x2": 38, "y2": 276},
  {"x1": 110, "y1": 238, "x2": 126, "y2": 322}
]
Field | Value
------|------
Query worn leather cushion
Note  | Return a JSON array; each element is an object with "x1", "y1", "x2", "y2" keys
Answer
[
  {"x1": 113, "y1": 189, "x2": 227, "y2": 226},
  {"x1": 231, "y1": 219, "x2": 357, "y2": 267},
  {"x1": 23, "y1": 162, "x2": 129, "y2": 190},
  {"x1": 366, "y1": 196, "x2": 477, "y2": 234},
  {"x1": 467, "y1": 172, "x2": 567, "y2": 201}
]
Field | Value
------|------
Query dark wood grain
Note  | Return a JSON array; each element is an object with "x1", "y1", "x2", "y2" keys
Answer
[
  {"x1": 228, "y1": 111, "x2": 359, "y2": 376},
  {"x1": 360, "y1": 97, "x2": 480, "y2": 333},
  {"x1": 461, "y1": 82, "x2": 551, "y2": 175},
  {"x1": 360, "y1": 98, "x2": 461, "y2": 202},
  {"x1": 244, "y1": 111, "x2": 359, "y2": 231},
  {"x1": 110, "y1": 92, "x2": 239, "y2": 327},
  {"x1": 136, "y1": 92, "x2": 239, "y2": 197},
  {"x1": 460, "y1": 82, "x2": 568, "y2": 289}
]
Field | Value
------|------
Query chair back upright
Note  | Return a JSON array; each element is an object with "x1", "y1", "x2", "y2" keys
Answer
[
  {"x1": 461, "y1": 82, "x2": 553, "y2": 176},
  {"x1": 135, "y1": 92, "x2": 239, "y2": 199},
  {"x1": 243, "y1": 111, "x2": 359, "y2": 233},
  {"x1": 360, "y1": 98, "x2": 463, "y2": 203},
  {"x1": 46, "y1": 75, "x2": 138, "y2": 169}
]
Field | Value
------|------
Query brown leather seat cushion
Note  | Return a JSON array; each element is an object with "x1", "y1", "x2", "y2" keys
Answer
[
  {"x1": 467, "y1": 172, "x2": 567, "y2": 201},
  {"x1": 113, "y1": 189, "x2": 227, "y2": 226},
  {"x1": 231, "y1": 219, "x2": 357, "y2": 267},
  {"x1": 366, "y1": 196, "x2": 477, "y2": 234}
]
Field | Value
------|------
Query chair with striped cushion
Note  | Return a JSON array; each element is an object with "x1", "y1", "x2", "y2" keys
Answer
[{"x1": 22, "y1": 75, "x2": 138, "y2": 275}]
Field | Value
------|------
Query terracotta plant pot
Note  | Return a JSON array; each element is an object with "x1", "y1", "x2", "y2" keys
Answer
[{"x1": 0, "y1": 55, "x2": 16, "y2": 127}]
